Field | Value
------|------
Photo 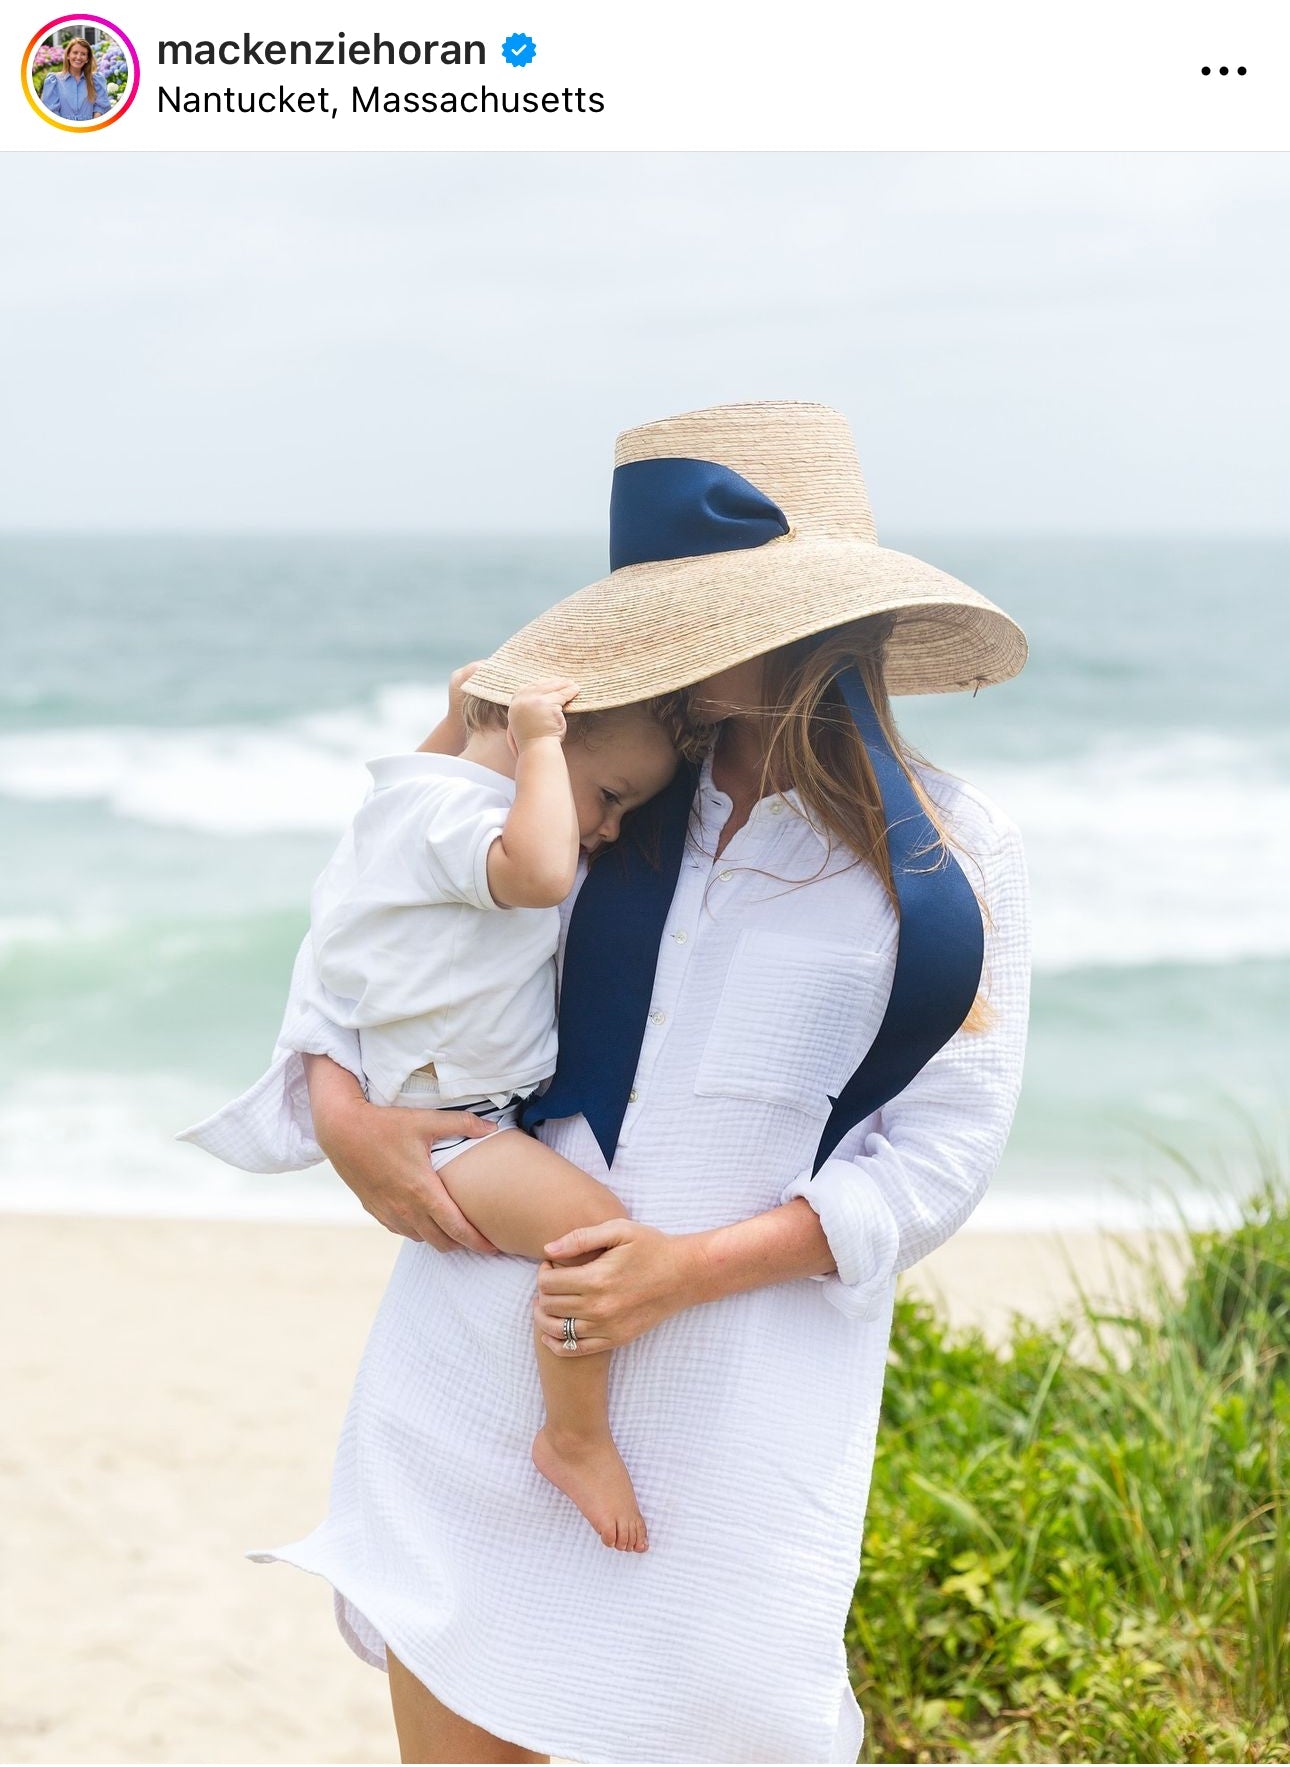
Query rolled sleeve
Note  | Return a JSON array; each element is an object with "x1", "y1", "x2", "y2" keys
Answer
[
  {"x1": 470, "y1": 821, "x2": 509, "y2": 910},
  {"x1": 175, "y1": 931, "x2": 367, "y2": 1173},
  {"x1": 777, "y1": 814, "x2": 1032, "y2": 1321}
]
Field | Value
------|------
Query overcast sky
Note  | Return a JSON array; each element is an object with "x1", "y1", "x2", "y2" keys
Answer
[{"x1": 3, "y1": 151, "x2": 1286, "y2": 534}]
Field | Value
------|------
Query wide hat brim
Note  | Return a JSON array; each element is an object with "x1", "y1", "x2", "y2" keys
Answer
[{"x1": 465, "y1": 531, "x2": 1028, "y2": 711}]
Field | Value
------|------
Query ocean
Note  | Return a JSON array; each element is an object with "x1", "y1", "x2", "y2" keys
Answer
[{"x1": 3, "y1": 532, "x2": 1287, "y2": 1228}]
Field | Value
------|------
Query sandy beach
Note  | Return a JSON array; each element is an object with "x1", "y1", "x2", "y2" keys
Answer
[{"x1": 0, "y1": 1212, "x2": 1191, "y2": 1765}]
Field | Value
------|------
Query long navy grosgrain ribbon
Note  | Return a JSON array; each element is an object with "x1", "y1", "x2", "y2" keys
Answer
[
  {"x1": 519, "y1": 667, "x2": 985, "y2": 1175},
  {"x1": 811, "y1": 666, "x2": 985, "y2": 1174},
  {"x1": 608, "y1": 457, "x2": 789, "y2": 570},
  {"x1": 520, "y1": 760, "x2": 700, "y2": 1167}
]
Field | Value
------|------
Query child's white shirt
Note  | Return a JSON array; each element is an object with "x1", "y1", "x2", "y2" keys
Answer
[{"x1": 301, "y1": 751, "x2": 560, "y2": 1108}]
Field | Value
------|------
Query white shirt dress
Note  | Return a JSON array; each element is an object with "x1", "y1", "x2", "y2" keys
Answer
[{"x1": 204, "y1": 745, "x2": 1031, "y2": 1764}]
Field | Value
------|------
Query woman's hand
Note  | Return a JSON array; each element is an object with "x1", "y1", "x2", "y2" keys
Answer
[
  {"x1": 417, "y1": 659, "x2": 486, "y2": 756},
  {"x1": 304, "y1": 1054, "x2": 503, "y2": 1252},
  {"x1": 532, "y1": 1219, "x2": 713, "y2": 1354},
  {"x1": 447, "y1": 660, "x2": 485, "y2": 725}
]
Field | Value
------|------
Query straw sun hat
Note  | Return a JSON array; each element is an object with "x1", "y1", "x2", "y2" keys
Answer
[{"x1": 464, "y1": 399, "x2": 1027, "y2": 713}]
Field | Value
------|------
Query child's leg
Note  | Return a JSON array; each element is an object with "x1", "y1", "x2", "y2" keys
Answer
[
  {"x1": 434, "y1": 1129, "x2": 648, "y2": 1552},
  {"x1": 438, "y1": 1129, "x2": 627, "y2": 1449},
  {"x1": 433, "y1": 1124, "x2": 625, "y2": 1265}
]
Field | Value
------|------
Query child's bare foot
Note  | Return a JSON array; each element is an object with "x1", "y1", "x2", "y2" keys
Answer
[{"x1": 532, "y1": 1425, "x2": 649, "y2": 1552}]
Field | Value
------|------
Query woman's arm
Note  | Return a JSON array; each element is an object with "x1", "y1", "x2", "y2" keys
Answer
[
  {"x1": 417, "y1": 661, "x2": 485, "y2": 756},
  {"x1": 41, "y1": 74, "x2": 63, "y2": 114},
  {"x1": 303, "y1": 1054, "x2": 503, "y2": 1252},
  {"x1": 535, "y1": 813, "x2": 1030, "y2": 1342},
  {"x1": 690, "y1": 1196, "x2": 839, "y2": 1294},
  {"x1": 532, "y1": 1203, "x2": 835, "y2": 1354},
  {"x1": 763, "y1": 813, "x2": 1031, "y2": 1320}
]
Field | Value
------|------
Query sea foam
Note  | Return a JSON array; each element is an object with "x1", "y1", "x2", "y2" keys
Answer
[
  {"x1": 0, "y1": 683, "x2": 448, "y2": 835},
  {"x1": 1, "y1": 691, "x2": 1287, "y2": 971}
]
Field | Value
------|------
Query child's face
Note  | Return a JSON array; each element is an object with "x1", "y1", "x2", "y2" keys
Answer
[{"x1": 563, "y1": 716, "x2": 678, "y2": 855}]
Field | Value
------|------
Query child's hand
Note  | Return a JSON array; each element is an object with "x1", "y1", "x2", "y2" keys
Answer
[{"x1": 507, "y1": 678, "x2": 580, "y2": 751}]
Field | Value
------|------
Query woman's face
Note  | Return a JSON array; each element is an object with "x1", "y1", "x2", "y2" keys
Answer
[
  {"x1": 687, "y1": 657, "x2": 766, "y2": 721},
  {"x1": 66, "y1": 40, "x2": 88, "y2": 70}
]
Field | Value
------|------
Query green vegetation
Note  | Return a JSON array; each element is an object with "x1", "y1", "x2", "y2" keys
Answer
[{"x1": 852, "y1": 1165, "x2": 1290, "y2": 1762}]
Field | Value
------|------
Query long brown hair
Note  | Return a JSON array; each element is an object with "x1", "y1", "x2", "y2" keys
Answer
[
  {"x1": 662, "y1": 610, "x2": 999, "y2": 1034},
  {"x1": 61, "y1": 37, "x2": 98, "y2": 106}
]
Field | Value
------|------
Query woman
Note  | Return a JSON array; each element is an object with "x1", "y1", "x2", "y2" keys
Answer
[
  {"x1": 40, "y1": 37, "x2": 112, "y2": 120},
  {"x1": 190, "y1": 401, "x2": 1031, "y2": 1763}
]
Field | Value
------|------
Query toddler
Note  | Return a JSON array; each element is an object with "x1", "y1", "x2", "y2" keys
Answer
[{"x1": 226, "y1": 669, "x2": 681, "y2": 1552}]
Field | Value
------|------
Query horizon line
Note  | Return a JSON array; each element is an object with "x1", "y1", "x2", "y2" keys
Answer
[{"x1": 2, "y1": 525, "x2": 1288, "y2": 543}]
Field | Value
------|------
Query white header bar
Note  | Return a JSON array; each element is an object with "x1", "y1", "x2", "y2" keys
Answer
[{"x1": 6, "y1": 0, "x2": 1288, "y2": 152}]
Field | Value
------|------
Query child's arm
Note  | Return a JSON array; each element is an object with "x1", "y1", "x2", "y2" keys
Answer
[
  {"x1": 417, "y1": 660, "x2": 484, "y2": 756},
  {"x1": 486, "y1": 678, "x2": 581, "y2": 909}
]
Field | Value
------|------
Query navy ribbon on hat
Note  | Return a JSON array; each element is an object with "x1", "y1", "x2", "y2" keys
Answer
[
  {"x1": 608, "y1": 457, "x2": 790, "y2": 570},
  {"x1": 520, "y1": 454, "x2": 986, "y2": 1177}
]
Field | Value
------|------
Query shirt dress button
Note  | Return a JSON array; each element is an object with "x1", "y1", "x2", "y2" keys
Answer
[
  {"x1": 770, "y1": 802, "x2": 785, "y2": 815},
  {"x1": 718, "y1": 869, "x2": 733, "y2": 881},
  {"x1": 650, "y1": 1010, "x2": 666, "y2": 1026},
  {"x1": 628, "y1": 1088, "x2": 639, "y2": 1103},
  {"x1": 672, "y1": 930, "x2": 688, "y2": 943}
]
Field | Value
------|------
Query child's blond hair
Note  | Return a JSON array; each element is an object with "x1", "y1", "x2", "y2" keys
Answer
[{"x1": 460, "y1": 689, "x2": 712, "y2": 765}]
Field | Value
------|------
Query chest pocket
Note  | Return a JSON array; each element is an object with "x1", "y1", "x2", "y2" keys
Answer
[{"x1": 693, "y1": 927, "x2": 892, "y2": 1115}]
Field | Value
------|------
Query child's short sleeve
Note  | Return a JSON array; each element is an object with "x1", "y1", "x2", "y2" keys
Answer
[{"x1": 417, "y1": 781, "x2": 511, "y2": 912}]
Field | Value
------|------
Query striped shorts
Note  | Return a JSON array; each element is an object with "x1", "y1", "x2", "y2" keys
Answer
[{"x1": 390, "y1": 1066, "x2": 529, "y2": 1170}]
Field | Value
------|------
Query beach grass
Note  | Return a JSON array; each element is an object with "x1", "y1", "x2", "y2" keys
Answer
[{"x1": 851, "y1": 1149, "x2": 1290, "y2": 1763}]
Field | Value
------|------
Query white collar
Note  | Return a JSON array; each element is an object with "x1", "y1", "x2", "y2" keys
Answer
[{"x1": 697, "y1": 741, "x2": 805, "y2": 818}]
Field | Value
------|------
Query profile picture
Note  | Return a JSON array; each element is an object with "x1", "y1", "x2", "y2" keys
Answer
[{"x1": 24, "y1": 16, "x2": 137, "y2": 130}]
